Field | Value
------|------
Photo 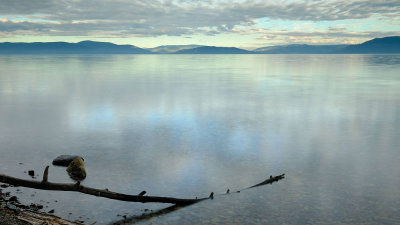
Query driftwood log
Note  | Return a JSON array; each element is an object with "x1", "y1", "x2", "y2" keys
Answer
[{"x1": 0, "y1": 166, "x2": 284, "y2": 206}]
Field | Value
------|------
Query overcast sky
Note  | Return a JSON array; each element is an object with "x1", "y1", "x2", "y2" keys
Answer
[{"x1": 0, "y1": 0, "x2": 399, "y2": 48}]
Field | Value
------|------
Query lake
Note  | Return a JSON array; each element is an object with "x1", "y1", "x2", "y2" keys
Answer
[{"x1": 0, "y1": 54, "x2": 399, "y2": 224}]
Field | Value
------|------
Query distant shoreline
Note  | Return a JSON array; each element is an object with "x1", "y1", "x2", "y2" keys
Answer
[
  {"x1": 1, "y1": 36, "x2": 399, "y2": 54},
  {"x1": 1, "y1": 53, "x2": 400, "y2": 55}
]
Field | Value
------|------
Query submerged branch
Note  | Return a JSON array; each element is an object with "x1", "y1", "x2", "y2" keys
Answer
[{"x1": 112, "y1": 173, "x2": 286, "y2": 224}]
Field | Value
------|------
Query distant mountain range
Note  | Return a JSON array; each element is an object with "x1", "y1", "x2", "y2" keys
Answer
[
  {"x1": 338, "y1": 36, "x2": 400, "y2": 54},
  {"x1": 0, "y1": 40, "x2": 150, "y2": 54},
  {"x1": 174, "y1": 46, "x2": 253, "y2": 54},
  {"x1": 146, "y1": 45, "x2": 204, "y2": 53},
  {"x1": 254, "y1": 36, "x2": 400, "y2": 54},
  {"x1": 1, "y1": 36, "x2": 399, "y2": 54},
  {"x1": 253, "y1": 44, "x2": 348, "y2": 54}
]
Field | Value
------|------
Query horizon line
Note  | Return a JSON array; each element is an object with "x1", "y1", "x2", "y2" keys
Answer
[{"x1": 0, "y1": 37, "x2": 383, "y2": 50}]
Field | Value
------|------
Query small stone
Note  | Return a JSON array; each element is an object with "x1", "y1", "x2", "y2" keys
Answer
[
  {"x1": 6, "y1": 203, "x2": 18, "y2": 210},
  {"x1": 209, "y1": 192, "x2": 214, "y2": 199},
  {"x1": 48, "y1": 209, "x2": 55, "y2": 213},
  {"x1": 28, "y1": 170, "x2": 35, "y2": 176},
  {"x1": 30, "y1": 204, "x2": 39, "y2": 211},
  {"x1": 8, "y1": 196, "x2": 18, "y2": 202}
]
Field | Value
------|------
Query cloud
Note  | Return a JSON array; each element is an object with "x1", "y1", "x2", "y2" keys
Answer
[
  {"x1": 0, "y1": 19, "x2": 52, "y2": 32},
  {"x1": 0, "y1": 0, "x2": 399, "y2": 37},
  {"x1": 0, "y1": 0, "x2": 60, "y2": 14}
]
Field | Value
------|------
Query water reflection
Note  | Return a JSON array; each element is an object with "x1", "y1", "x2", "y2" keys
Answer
[
  {"x1": 0, "y1": 54, "x2": 399, "y2": 224},
  {"x1": 363, "y1": 54, "x2": 400, "y2": 65}
]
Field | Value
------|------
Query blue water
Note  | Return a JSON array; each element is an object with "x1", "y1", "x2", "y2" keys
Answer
[{"x1": 0, "y1": 54, "x2": 399, "y2": 224}]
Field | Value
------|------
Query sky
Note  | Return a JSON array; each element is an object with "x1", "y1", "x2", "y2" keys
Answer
[{"x1": 0, "y1": 0, "x2": 399, "y2": 48}]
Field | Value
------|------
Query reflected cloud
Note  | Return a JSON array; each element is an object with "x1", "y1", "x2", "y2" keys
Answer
[
  {"x1": 363, "y1": 54, "x2": 400, "y2": 65},
  {"x1": 1, "y1": 55, "x2": 399, "y2": 224},
  {"x1": 69, "y1": 103, "x2": 116, "y2": 131}
]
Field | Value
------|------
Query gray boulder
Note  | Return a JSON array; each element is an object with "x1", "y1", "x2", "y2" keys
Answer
[{"x1": 52, "y1": 155, "x2": 83, "y2": 167}]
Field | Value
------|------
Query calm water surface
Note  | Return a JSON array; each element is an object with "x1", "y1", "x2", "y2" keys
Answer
[{"x1": 0, "y1": 54, "x2": 399, "y2": 224}]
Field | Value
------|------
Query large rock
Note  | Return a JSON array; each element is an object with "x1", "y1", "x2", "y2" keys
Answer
[
  {"x1": 52, "y1": 155, "x2": 83, "y2": 167},
  {"x1": 66, "y1": 157, "x2": 86, "y2": 181}
]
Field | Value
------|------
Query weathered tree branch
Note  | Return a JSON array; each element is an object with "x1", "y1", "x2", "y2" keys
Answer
[{"x1": 0, "y1": 166, "x2": 285, "y2": 206}]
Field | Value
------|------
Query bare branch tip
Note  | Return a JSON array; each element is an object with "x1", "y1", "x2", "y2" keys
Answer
[{"x1": 42, "y1": 165, "x2": 50, "y2": 183}]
